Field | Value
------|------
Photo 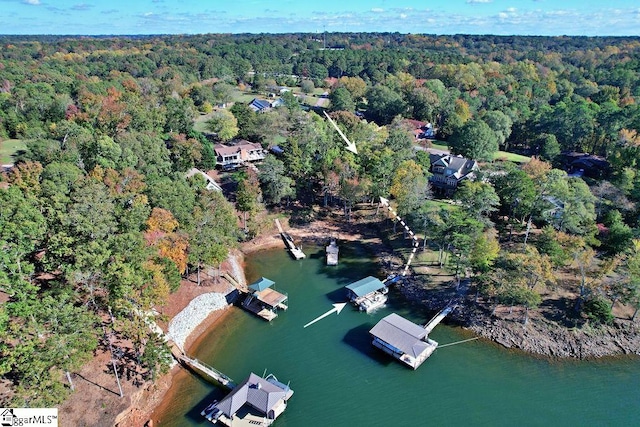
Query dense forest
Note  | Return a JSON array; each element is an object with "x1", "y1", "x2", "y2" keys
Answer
[{"x1": 1, "y1": 33, "x2": 640, "y2": 407}]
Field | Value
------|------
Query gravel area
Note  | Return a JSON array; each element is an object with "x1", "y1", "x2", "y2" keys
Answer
[{"x1": 167, "y1": 292, "x2": 228, "y2": 349}]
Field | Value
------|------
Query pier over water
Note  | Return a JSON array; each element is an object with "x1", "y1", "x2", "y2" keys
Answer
[{"x1": 155, "y1": 246, "x2": 640, "y2": 427}]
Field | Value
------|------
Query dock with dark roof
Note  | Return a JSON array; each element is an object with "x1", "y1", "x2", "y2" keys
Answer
[{"x1": 201, "y1": 372, "x2": 294, "y2": 426}]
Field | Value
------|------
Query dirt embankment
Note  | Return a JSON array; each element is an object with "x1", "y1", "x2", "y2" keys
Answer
[
  {"x1": 59, "y1": 210, "x2": 640, "y2": 426},
  {"x1": 58, "y1": 250, "x2": 245, "y2": 427}
]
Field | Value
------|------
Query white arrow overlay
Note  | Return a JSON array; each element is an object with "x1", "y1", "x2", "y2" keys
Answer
[
  {"x1": 379, "y1": 197, "x2": 420, "y2": 276},
  {"x1": 303, "y1": 302, "x2": 348, "y2": 328},
  {"x1": 323, "y1": 110, "x2": 358, "y2": 154}
]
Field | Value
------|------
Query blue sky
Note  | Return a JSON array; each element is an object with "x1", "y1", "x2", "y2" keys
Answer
[{"x1": 1, "y1": 0, "x2": 639, "y2": 36}]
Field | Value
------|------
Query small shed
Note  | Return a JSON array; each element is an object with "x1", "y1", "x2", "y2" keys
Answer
[
  {"x1": 369, "y1": 313, "x2": 438, "y2": 369},
  {"x1": 345, "y1": 276, "x2": 386, "y2": 301}
]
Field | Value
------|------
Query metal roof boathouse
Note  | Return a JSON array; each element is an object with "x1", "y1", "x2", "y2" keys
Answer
[
  {"x1": 202, "y1": 372, "x2": 294, "y2": 426},
  {"x1": 345, "y1": 276, "x2": 388, "y2": 313},
  {"x1": 241, "y1": 277, "x2": 288, "y2": 321},
  {"x1": 369, "y1": 313, "x2": 438, "y2": 369}
]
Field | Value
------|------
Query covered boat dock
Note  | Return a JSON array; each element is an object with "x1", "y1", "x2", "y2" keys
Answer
[
  {"x1": 344, "y1": 276, "x2": 388, "y2": 312},
  {"x1": 241, "y1": 277, "x2": 288, "y2": 321},
  {"x1": 369, "y1": 313, "x2": 438, "y2": 369},
  {"x1": 202, "y1": 372, "x2": 294, "y2": 426}
]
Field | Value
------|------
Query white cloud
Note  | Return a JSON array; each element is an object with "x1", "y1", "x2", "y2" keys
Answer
[
  {"x1": 23, "y1": 0, "x2": 40, "y2": 5},
  {"x1": 466, "y1": 0, "x2": 492, "y2": 4},
  {"x1": 371, "y1": 8, "x2": 384, "y2": 13}
]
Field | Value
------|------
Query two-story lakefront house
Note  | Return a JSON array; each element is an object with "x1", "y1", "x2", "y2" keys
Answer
[
  {"x1": 428, "y1": 153, "x2": 478, "y2": 197},
  {"x1": 214, "y1": 140, "x2": 266, "y2": 168}
]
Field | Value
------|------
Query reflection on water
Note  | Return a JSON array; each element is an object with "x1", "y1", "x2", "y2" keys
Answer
[{"x1": 154, "y1": 244, "x2": 640, "y2": 426}]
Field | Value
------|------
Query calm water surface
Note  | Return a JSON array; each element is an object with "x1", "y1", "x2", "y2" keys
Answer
[{"x1": 155, "y1": 244, "x2": 640, "y2": 426}]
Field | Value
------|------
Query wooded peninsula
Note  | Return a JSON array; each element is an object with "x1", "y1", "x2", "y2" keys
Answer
[{"x1": 1, "y1": 33, "x2": 639, "y2": 411}]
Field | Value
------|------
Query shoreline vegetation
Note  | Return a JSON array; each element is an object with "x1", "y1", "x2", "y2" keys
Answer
[
  {"x1": 111, "y1": 208, "x2": 638, "y2": 426},
  {"x1": 1, "y1": 32, "x2": 639, "y2": 426}
]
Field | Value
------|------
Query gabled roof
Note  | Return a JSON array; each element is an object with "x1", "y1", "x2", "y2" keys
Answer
[
  {"x1": 216, "y1": 373, "x2": 289, "y2": 418},
  {"x1": 249, "y1": 98, "x2": 271, "y2": 111},
  {"x1": 235, "y1": 139, "x2": 262, "y2": 151},
  {"x1": 214, "y1": 144, "x2": 241, "y2": 156},
  {"x1": 345, "y1": 276, "x2": 385, "y2": 297},
  {"x1": 249, "y1": 277, "x2": 275, "y2": 292},
  {"x1": 369, "y1": 313, "x2": 429, "y2": 358},
  {"x1": 429, "y1": 153, "x2": 477, "y2": 178},
  {"x1": 214, "y1": 140, "x2": 262, "y2": 156}
]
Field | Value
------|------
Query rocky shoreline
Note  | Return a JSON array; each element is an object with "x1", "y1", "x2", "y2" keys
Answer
[
  {"x1": 127, "y1": 215, "x2": 639, "y2": 426},
  {"x1": 397, "y1": 274, "x2": 640, "y2": 360},
  {"x1": 167, "y1": 292, "x2": 229, "y2": 350}
]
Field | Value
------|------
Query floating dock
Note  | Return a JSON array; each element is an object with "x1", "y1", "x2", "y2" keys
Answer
[
  {"x1": 326, "y1": 239, "x2": 339, "y2": 266},
  {"x1": 275, "y1": 219, "x2": 305, "y2": 260}
]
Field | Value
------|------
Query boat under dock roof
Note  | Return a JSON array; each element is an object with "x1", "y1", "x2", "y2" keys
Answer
[{"x1": 345, "y1": 276, "x2": 386, "y2": 298}]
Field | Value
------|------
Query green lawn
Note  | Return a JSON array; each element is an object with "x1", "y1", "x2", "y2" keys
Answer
[
  {"x1": 0, "y1": 139, "x2": 26, "y2": 164},
  {"x1": 424, "y1": 142, "x2": 530, "y2": 163},
  {"x1": 422, "y1": 199, "x2": 460, "y2": 212},
  {"x1": 193, "y1": 112, "x2": 213, "y2": 133},
  {"x1": 493, "y1": 151, "x2": 531, "y2": 163},
  {"x1": 231, "y1": 88, "x2": 256, "y2": 103}
]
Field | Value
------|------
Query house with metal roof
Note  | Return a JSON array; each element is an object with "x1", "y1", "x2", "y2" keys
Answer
[
  {"x1": 204, "y1": 372, "x2": 294, "y2": 426},
  {"x1": 429, "y1": 153, "x2": 478, "y2": 197},
  {"x1": 249, "y1": 98, "x2": 272, "y2": 112},
  {"x1": 241, "y1": 277, "x2": 288, "y2": 321},
  {"x1": 345, "y1": 276, "x2": 388, "y2": 312},
  {"x1": 369, "y1": 313, "x2": 438, "y2": 369}
]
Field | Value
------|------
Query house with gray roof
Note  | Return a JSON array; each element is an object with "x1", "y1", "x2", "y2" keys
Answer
[
  {"x1": 369, "y1": 313, "x2": 438, "y2": 369},
  {"x1": 205, "y1": 372, "x2": 294, "y2": 426},
  {"x1": 429, "y1": 153, "x2": 478, "y2": 197}
]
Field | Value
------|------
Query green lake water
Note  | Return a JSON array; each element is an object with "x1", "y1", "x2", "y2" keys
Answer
[{"x1": 155, "y1": 244, "x2": 640, "y2": 426}]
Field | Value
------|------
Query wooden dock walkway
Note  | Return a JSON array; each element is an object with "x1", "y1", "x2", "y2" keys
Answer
[
  {"x1": 169, "y1": 341, "x2": 236, "y2": 389},
  {"x1": 178, "y1": 354, "x2": 236, "y2": 390},
  {"x1": 423, "y1": 303, "x2": 456, "y2": 335},
  {"x1": 274, "y1": 219, "x2": 306, "y2": 259}
]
